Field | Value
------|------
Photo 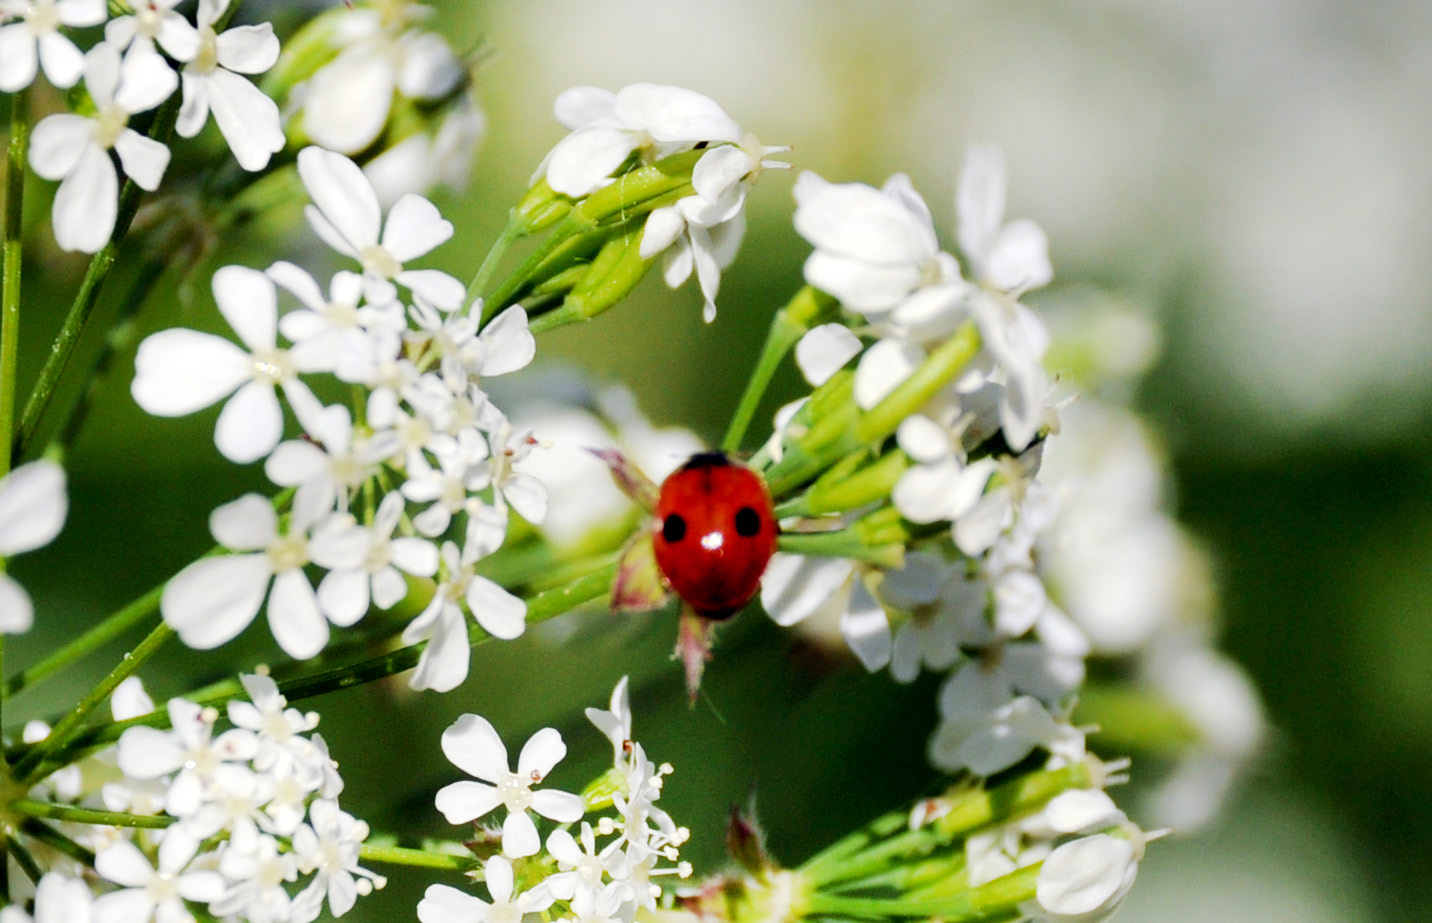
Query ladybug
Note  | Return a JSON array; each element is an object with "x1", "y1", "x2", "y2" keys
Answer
[{"x1": 652, "y1": 451, "x2": 779, "y2": 619}]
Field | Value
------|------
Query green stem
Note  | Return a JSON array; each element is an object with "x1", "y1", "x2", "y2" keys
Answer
[
  {"x1": 47, "y1": 559, "x2": 619, "y2": 759},
  {"x1": 19, "y1": 818, "x2": 93, "y2": 868},
  {"x1": 12, "y1": 91, "x2": 180, "y2": 461},
  {"x1": 805, "y1": 864, "x2": 1037, "y2": 921},
  {"x1": 466, "y1": 216, "x2": 522, "y2": 312},
  {"x1": 721, "y1": 287, "x2": 838, "y2": 455},
  {"x1": 4, "y1": 583, "x2": 162, "y2": 699},
  {"x1": 13, "y1": 621, "x2": 174, "y2": 784},
  {"x1": 1, "y1": 88, "x2": 28, "y2": 475},
  {"x1": 359, "y1": 843, "x2": 482, "y2": 872},
  {"x1": 6, "y1": 834, "x2": 41, "y2": 886},
  {"x1": 9, "y1": 800, "x2": 173, "y2": 830}
]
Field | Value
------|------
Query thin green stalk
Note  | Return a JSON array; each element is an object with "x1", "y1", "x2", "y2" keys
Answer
[
  {"x1": 722, "y1": 287, "x2": 837, "y2": 454},
  {"x1": 359, "y1": 843, "x2": 482, "y2": 872},
  {"x1": 1, "y1": 88, "x2": 29, "y2": 474},
  {"x1": 6, "y1": 834, "x2": 41, "y2": 886},
  {"x1": 46, "y1": 559, "x2": 620, "y2": 760},
  {"x1": 4, "y1": 584, "x2": 162, "y2": 698},
  {"x1": 10, "y1": 800, "x2": 173, "y2": 830},
  {"x1": 12, "y1": 92, "x2": 180, "y2": 460},
  {"x1": 805, "y1": 863, "x2": 1036, "y2": 921},
  {"x1": 465, "y1": 216, "x2": 522, "y2": 311},
  {"x1": 20, "y1": 818, "x2": 93, "y2": 868},
  {"x1": 13, "y1": 621, "x2": 174, "y2": 784}
]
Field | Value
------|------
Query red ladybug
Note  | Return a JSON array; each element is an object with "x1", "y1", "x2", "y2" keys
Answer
[{"x1": 652, "y1": 451, "x2": 778, "y2": 619}]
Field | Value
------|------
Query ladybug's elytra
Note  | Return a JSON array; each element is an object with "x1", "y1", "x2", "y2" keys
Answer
[{"x1": 652, "y1": 451, "x2": 778, "y2": 619}]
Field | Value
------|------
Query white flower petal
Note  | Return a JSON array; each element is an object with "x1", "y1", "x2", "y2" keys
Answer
[
  {"x1": 408, "y1": 606, "x2": 470, "y2": 692},
  {"x1": 553, "y1": 86, "x2": 615, "y2": 128},
  {"x1": 640, "y1": 206, "x2": 685, "y2": 259},
  {"x1": 841, "y1": 579, "x2": 891, "y2": 671},
  {"x1": 957, "y1": 143, "x2": 1007, "y2": 271},
  {"x1": 206, "y1": 68, "x2": 284, "y2": 171},
  {"x1": 795, "y1": 324, "x2": 862, "y2": 387},
  {"x1": 303, "y1": 45, "x2": 394, "y2": 154},
  {"x1": 52, "y1": 144, "x2": 117, "y2": 253},
  {"x1": 215, "y1": 22, "x2": 279, "y2": 74},
  {"x1": 0, "y1": 25, "x2": 38, "y2": 93},
  {"x1": 516, "y1": 727, "x2": 565, "y2": 779},
  {"x1": 175, "y1": 69, "x2": 210, "y2": 138},
  {"x1": 501, "y1": 809, "x2": 540, "y2": 858},
  {"x1": 95, "y1": 839, "x2": 154, "y2": 888},
  {"x1": 544, "y1": 127, "x2": 635, "y2": 197},
  {"x1": 132, "y1": 328, "x2": 249, "y2": 415},
  {"x1": 298, "y1": 146, "x2": 381, "y2": 251},
  {"x1": 394, "y1": 269, "x2": 464, "y2": 310},
  {"x1": 0, "y1": 573, "x2": 33, "y2": 634},
  {"x1": 36, "y1": 31, "x2": 84, "y2": 89},
  {"x1": 0, "y1": 459, "x2": 67, "y2": 555},
  {"x1": 318, "y1": 568, "x2": 370, "y2": 626},
  {"x1": 112, "y1": 128, "x2": 170, "y2": 191},
  {"x1": 853, "y1": 338, "x2": 923, "y2": 410},
  {"x1": 440, "y1": 713, "x2": 509, "y2": 782},
  {"x1": 213, "y1": 264, "x2": 277, "y2": 351},
  {"x1": 434, "y1": 780, "x2": 501, "y2": 825},
  {"x1": 214, "y1": 379, "x2": 283, "y2": 463},
  {"x1": 267, "y1": 569, "x2": 328, "y2": 659},
  {"x1": 162, "y1": 553, "x2": 270, "y2": 649},
  {"x1": 381, "y1": 194, "x2": 452, "y2": 262},
  {"x1": 113, "y1": 49, "x2": 178, "y2": 114},
  {"x1": 802, "y1": 250, "x2": 921, "y2": 314},
  {"x1": 466, "y1": 576, "x2": 526, "y2": 640},
  {"x1": 476, "y1": 307, "x2": 534, "y2": 377},
  {"x1": 759, "y1": 553, "x2": 854, "y2": 627},
  {"x1": 418, "y1": 884, "x2": 488, "y2": 923},
  {"x1": 531, "y1": 788, "x2": 584, "y2": 823},
  {"x1": 1035, "y1": 834, "x2": 1136, "y2": 917},
  {"x1": 210, "y1": 493, "x2": 276, "y2": 550},
  {"x1": 613, "y1": 83, "x2": 740, "y2": 142},
  {"x1": 28, "y1": 113, "x2": 91, "y2": 180}
]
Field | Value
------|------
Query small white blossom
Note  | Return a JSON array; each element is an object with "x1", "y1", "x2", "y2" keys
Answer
[
  {"x1": 418, "y1": 855, "x2": 552, "y2": 923},
  {"x1": 291, "y1": 798, "x2": 381, "y2": 922},
  {"x1": 0, "y1": 0, "x2": 106, "y2": 91},
  {"x1": 116, "y1": 697, "x2": 256, "y2": 818},
  {"x1": 760, "y1": 553, "x2": 892, "y2": 672},
  {"x1": 93, "y1": 831, "x2": 224, "y2": 923},
  {"x1": 132, "y1": 264, "x2": 326, "y2": 463},
  {"x1": 173, "y1": 0, "x2": 284, "y2": 171},
  {"x1": 160, "y1": 484, "x2": 369, "y2": 659},
  {"x1": 269, "y1": 262, "x2": 405, "y2": 385},
  {"x1": 403, "y1": 539, "x2": 525, "y2": 693},
  {"x1": 29, "y1": 44, "x2": 176, "y2": 253},
  {"x1": 104, "y1": 0, "x2": 198, "y2": 62},
  {"x1": 316, "y1": 490, "x2": 439, "y2": 625},
  {"x1": 211, "y1": 825, "x2": 298, "y2": 923},
  {"x1": 434, "y1": 714, "x2": 584, "y2": 857},
  {"x1": 298, "y1": 145, "x2": 464, "y2": 308}
]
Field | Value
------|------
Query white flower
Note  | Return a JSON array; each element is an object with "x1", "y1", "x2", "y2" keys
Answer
[
  {"x1": 302, "y1": 6, "x2": 463, "y2": 155},
  {"x1": 418, "y1": 856, "x2": 552, "y2": 923},
  {"x1": 92, "y1": 831, "x2": 224, "y2": 923},
  {"x1": 433, "y1": 714, "x2": 584, "y2": 857},
  {"x1": 486, "y1": 420, "x2": 547, "y2": 526},
  {"x1": 544, "y1": 823, "x2": 629, "y2": 901},
  {"x1": 759, "y1": 553, "x2": 892, "y2": 672},
  {"x1": 265, "y1": 402, "x2": 398, "y2": 512},
  {"x1": 132, "y1": 264, "x2": 326, "y2": 464},
  {"x1": 958, "y1": 144, "x2": 1052, "y2": 295},
  {"x1": 291, "y1": 798, "x2": 381, "y2": 922},
  {"x1": 403, "y1": 540, "x2": 525, "y2": 693},
  {"x1": 29, "y1": 44, "x2": 175, "y2": 253},
  {"x1": 543, "y1": 83, "x2": 741, "y2": 197},
  {"x1": 316, "y1": 490, "x2": 439, "y2": 626},
  {"x1": 364, "y1": 93, "x2": 486, "y2": 205},
  {"x1": 585, "y1": 675, "x2": 633, "y2": 767},
  {"x1": 0, "y1": 458, "x2": 67, "y2": 634},
  {"x1": 0, "y1": 0, "x2": 105, "y2": 91},
  {"x1": 891, "y1": 413, "x2": 1000, "y2": 525},
  {"x1": 104, "y1": 0, "x2": 198, "y2": 63},
  {"x1": 116, "y1": 697, "x2": 256, "y2": 818},
  {"x1": 400, "y1": 428, "x2": 492, "y2": 537},
  {"x1": 160, "y1": 485, "x2": 369, "y2": 659},
  {"x1": 1031, "y1": 832, "x2": 1141, "y2": 922},
  {"x1": 210, "y1": 826, "x2": 297, "y2": 923},
  {"x1": 794, "y1": 171, "x2": 961, "y2": 316},
  {"x1": 269, "y1": 262, "x2": 405, "y2": 385},
  {"x1": 297, "y1": 145, "x2": 464, "y2": 308},
  {"x1": 226, "y1": 673, "x2": 321, "y2": 781},
  {"x1": 174, "y1": 0, "x2": 284, "y2": 171}
]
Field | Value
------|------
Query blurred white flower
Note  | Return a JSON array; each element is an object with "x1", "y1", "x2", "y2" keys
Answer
[
  {"x1": 434, "y1": 715, "x2": 584, "y2": 857},
  {"x1": 0, "y1": 458, "x2": 67, "y2": 634},
  {"x1": 291, "y1": 798, "x2": 381, "y2": 922},
  {"x1": 760, "y1": 553, "x2": 891, "y2": 672},
  {"x1": 174, "y1": 0, "x2": 284, "y2": 171},
  {"x1": 29, "y1": 44, "x2": 176, "y2": 253},
  {"x1": 104, "y1": 0, "x2": 198, "y2": 62},
  {"x1": 0, "y1": 0, "x2": 105, "y2": 91},
  {"x1": 795, "y1": 322, "x2": 862, "y2": 386},
  {"x1": 403, "y1": 539, "x2": 525, "y2": 693},
  {"x1": 418, "y1": 855, "x2": 553, "y2": 923},
  {"x1": 93, "y1": 834, "x2": 224, "y2": 923}
]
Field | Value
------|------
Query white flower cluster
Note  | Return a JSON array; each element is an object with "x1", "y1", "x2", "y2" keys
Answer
[
  {"x1": 420, "y1": 677, "x2": 692, "y2": 923},
  {"x1": 131, "y1": 146, "x2": 543, "y2": 692},
  {"x1": 17, "y1": 674, "x2": 378, "y2": 923},
  {"x1": 542, "y1": 82, "x2": 786, "y2": 322},
  {"x1": 23, "y1": 0, "x2": 284, "y2": 252},
  {"x1": 764, "y1": 145, "x2": 1262, "y2": 827}
]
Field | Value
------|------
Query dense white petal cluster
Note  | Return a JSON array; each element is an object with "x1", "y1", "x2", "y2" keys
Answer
[
  {"x1": 541, "y1": 83, "x2": 785, "y2": 322},
  {"x1": 422, "y1": 677, "x2": 690, "y2": 923},
  {"x1": 0, "y1": 0, "x2": 105, "y2": 91},
  {"x1": 133, "y1": 147, "x2": 543, "y2": 681}
]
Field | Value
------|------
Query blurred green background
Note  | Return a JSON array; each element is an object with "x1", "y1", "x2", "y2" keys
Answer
[{"x1": 9, "y1": 1, "x2": 1432, "y2": 920}]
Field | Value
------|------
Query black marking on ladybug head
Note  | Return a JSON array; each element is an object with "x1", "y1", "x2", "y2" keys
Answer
[
  {"x1": 734, "y1": 506, "x2": 762, "y2": 537},
  {"x1": 681, "y1": 451, "x2": 732, "y2": 470},
  {"x1": 663, "y1": 513, "x2": 688, "y2": 543}
]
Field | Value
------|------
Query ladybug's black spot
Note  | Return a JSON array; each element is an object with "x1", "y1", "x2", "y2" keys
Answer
[
  {"x1": 681, "y1": 451, "x2": 732, "y2": 470},
  {"x1": 663, "y1": 513, "x2": 688, "y2": 543},
  {"x1": 734, "y1": 506, "x2": 762, "y2": 537}
]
